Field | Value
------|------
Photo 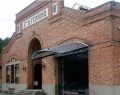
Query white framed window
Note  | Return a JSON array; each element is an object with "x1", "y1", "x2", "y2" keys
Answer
[
  {"x1": 6, "y1": 61, "x2": 20, "y2": 84},
  {"x1": 17, "y1": 25, "x2": 20, "y2": 33},
  {"x1": 53, "y1": 3, "x2": 58, "y2": 15}
]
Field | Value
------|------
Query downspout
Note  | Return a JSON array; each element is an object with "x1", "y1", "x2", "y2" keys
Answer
[
  {"x1": 108, "y1": 1, "x2": 116, "y2": 95},
  {"x1": 108, "y1": 1, "x2": 113, "y2": 46},
  {"x1": 108, "y1": 2, "x2": 114, "y2": 94}
]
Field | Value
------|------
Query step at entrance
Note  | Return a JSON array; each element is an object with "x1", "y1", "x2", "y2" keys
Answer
[
  {"x1": 17, "y1": 89, "x2": 46, "y2": 95},
  {"x1": 62, "y1": 91, "x2": 85, "y2": 95}
]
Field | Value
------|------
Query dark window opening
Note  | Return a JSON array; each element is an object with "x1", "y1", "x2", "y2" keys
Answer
[
  {"x1": 11, "y1": 65, "x2": 14, "y2": 83},
  {"x1": 58, "y1": 52, "x2": 89, "y2": 95}
]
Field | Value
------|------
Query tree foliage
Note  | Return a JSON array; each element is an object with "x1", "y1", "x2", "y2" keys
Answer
[{"x1": 0, "y1": 37, "x2": 10, "y2": 54}]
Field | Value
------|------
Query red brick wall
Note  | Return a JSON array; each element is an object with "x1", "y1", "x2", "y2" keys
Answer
[{"x1": 2, "y1": 0, "x2": 120, "y2": 88}]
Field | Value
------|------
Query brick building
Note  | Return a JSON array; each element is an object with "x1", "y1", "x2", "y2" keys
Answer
[{"x1": 2, "y1": 0, "x2": 120, "y2": 95}]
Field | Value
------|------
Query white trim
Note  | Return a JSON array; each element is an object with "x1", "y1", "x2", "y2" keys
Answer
[
  {"x1": 77, "y1": 42, "x2": 88, "y2": 46},
  {"x1": 23, "y1": 8, "x2": 48, "y2": 29},
  {"x1": 53, "y1": 3, "x2": 58, "y2": 15},
  {"x1": 6, "y1": 61, "x2": 20, "y2": 66}
]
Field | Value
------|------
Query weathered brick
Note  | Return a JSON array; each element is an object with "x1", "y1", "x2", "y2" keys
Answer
[{"x1": 2, "y1": 0, "x2": 120, "y2": 94}]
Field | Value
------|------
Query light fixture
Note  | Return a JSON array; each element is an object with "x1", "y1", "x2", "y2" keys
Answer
[
  {"x1": 118, "y1": 27, "x2": 120, "y2": 30},
  {"x1": 32, "y1": 31, "x2": 35, "y2": 35},
  {"x1": 23, "y1": 66, "x2": 26, "y2": 71},
  {"x1": 42, "y1": 64, "x2": 45, "y2": 68}
]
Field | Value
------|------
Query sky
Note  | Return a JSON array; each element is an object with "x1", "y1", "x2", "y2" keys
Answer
[{"x1": 0, "y1": 0, "x2": 120, "y2": 39}]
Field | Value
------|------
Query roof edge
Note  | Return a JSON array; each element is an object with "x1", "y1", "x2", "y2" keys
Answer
[
  {"x1": 16, "y1": 0, "x2": 37, "y2": 15},
  {"x1": 88, "y1": 1, "x2": 116, "y2": 12},
  {"x1": 62, "y1": 1, "x2": 117, "y2": 13}
]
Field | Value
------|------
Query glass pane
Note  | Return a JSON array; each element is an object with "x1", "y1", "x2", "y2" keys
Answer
[
  {"x1": 6, "y1": 66, "x2": 10, "y2": 83},
  {"x1": 15, "y1": 64, "x2": 19, "y2": 83},
  {"x1": 7, "y1": 66, "x2": 10, "y2": 75},
  {"x1": 53, "y1": 4, "x2": 57, "y2": 14}
]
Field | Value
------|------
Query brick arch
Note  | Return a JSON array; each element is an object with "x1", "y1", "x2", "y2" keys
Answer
[
  {"x1": 27, "y1": 36, "x2": 42, "y2": 89},
  {"x1": 54, "y1": 37, "x2": 91, "y2": 46},
  {"x1": 27, "y1": 34, "x2": 43, "y2": 51},
  {"x1": 6, "y1": 55, "x2": 20, "y2": 63}
]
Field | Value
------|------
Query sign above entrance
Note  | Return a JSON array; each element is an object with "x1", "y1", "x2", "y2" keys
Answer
[{"x1": 23, "y1": 8, "x2": 48, "y2": 29}]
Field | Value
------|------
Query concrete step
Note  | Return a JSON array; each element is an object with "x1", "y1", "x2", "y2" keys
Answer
[{"x1": 17, "y1": 89, "x2": 46, "y2": 95}]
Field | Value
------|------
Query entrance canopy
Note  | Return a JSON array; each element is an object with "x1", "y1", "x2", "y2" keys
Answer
[{"x1": 32, "y1": 42, "x2": 88, "y2": 60}]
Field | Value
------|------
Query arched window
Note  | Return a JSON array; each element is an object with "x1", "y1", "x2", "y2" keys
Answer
[{"x1": 6, "y1": 57, "x2": 20, "y2": 84}]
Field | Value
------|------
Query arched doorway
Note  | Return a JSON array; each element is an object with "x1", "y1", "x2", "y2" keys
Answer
[{"x1": 28, "y1": 38, "x2": 42, "y2": 89}]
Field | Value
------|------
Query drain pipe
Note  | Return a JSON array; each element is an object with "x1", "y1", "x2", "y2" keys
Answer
[
  {"x1": 108, "y1": 1, "x2": 116, "y2": 46},
  {"x1": 108, "y1": 1, "x2": 113, "y2": 46},
  {"x1": 108, "y1": 1, "x2": 116, "y2": 95}
]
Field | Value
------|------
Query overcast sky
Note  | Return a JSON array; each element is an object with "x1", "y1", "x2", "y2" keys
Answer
[{"x1": 0, "y1": 0, "x2": 120, "y2": 39}]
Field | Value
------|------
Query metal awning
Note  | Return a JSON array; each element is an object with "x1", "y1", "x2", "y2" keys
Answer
[{"x1": 32, "y1": 42, "x2": 88, "y2": 60}]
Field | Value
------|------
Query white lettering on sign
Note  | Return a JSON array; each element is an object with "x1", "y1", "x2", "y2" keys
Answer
[{"x1": 23, "y1": 8, "x2": 48, "y2": 29}]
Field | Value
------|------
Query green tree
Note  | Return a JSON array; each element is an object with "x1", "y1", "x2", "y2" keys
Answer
[
  {"x1": 0, "y1": 37, "x2": 10, "y2": 54},
  {"x1": 0, "y1": 38, "x2": 3, "y2": 54},
  {"x1": 3, "y1": 37, "x2": 10, "y2": 46}
]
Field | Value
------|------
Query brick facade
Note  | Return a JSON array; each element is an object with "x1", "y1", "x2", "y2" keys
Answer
[{"x1": 2, "y1": 0, "x2": 120, "y2": 95}]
